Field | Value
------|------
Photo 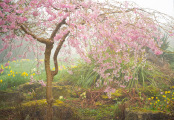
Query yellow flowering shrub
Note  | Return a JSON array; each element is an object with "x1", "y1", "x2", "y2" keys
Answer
[{"x1": 147, "y1": 86, "x2": 174, "y2": 112}]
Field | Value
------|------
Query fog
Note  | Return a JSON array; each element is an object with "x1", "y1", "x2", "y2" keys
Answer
[{"x1": 111, "y1": 0, "x2": 174, "y2": 48}]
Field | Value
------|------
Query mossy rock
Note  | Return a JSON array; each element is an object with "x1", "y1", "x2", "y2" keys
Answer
[
  {"x1": 0, "y1": 107, "x2": 16, "y2": 120},
  {"x1": 101, "y1": 94, "x2": 110, "y2": 100},
  {"x1": 21, "y1": 99, "x2": 80, "y2": 120},
  {"x1": 125, "y1": 108, "x2": 173, "y2": 120},
  {"x1": 111, "y1": 88, "x2": 125, "y2": 99},
  {"x1": 0, "y1": 91, "x2": 21, "y2": 102},
  {"x1": 139, "y1": 86, "x2": 159, "y2": 97},
  {"x1": 15, "y1": 82, "x2": 43, "y2": 101},
  {"x1": 53, "y1": 102, "x2": 81, "y2": 120},
  {"x1": 77, "y1": 105, "x2": 116, "y2": 120},
  {"x1": 54, "y1": 81, "x2": 73, "y2": 86},
  {"x1": 17, "y1": 82, "x2": 42, "y2": 93},
  {"x1": 21, "y1": 99, "x2": 47, "y2": 108},
  {"x1": 0, "y1": 99, "x2": 81, "y2": 120},
  {"x1": 0, "y1": 90, "x2": 23, "y2": 108},
  {"x1": 101, "y1": 89, "x2": 125, "y2": 101},
  {"x1": 35, "y1": 85, "x2": 73, "y2": 100}
]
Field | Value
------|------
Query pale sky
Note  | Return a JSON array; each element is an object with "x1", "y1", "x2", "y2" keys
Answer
[
  {"x1": 116, "y1": 0, "x2": 174, "y2": 16},
  {"x1": 124, "y1": 0, "x2": 174, "y2": 47}
]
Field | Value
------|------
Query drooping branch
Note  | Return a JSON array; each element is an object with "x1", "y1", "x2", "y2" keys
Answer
[
  {"x1": 99, "y1": 6, "x2": 174, "y2": 33},
  {"x1": 50, "y1": 18, "x2": 66, "y2": 40},
  {"x1": 20, "y1": 24, "x2": 52, "y2": 45},
  {"x1": 52, "y1": 5, "x2": 68, "y2": 12},
  {"x1": 52, "y1": 31, "x2": 70, "y2": 77},
  {"x1": 99, "y1": 8, "x2": 136, "y2": 16}
]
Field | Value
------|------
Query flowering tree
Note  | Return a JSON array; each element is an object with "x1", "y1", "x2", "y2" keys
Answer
[
  {"x1": 86, "y1": 1, "x2": 174, "y2": 97},
  {"x1": 0, "y1": 0, "x2": 104, "y2": 119},
  {"x1": 0, "y1": 0, "x2": 174, "y2": 119}
]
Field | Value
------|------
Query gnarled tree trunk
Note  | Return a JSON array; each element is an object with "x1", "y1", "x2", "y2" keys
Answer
[
  {"x1": 45, "y1": 31, "x2": 69, "y2": 120},
  {"x1": 20, "y1": 19, "x2": 68, "y2": 120},
  {"x1": 45, "y1": 44, "x2": 54, "y2": 120}
]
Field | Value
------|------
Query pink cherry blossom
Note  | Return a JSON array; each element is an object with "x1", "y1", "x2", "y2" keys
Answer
[
  {"x1": 4, "y1": 62, "x2": 9, "y2": 67},
  {"x1": 33, "y1": 11, "x2": 39, "y2": 16},
  {"x1": 67, "y1": 70, "x2": 73, "y2": 75},
  {"x1": 120, "y1": 85, "x2": 126, "y2": 88},
  {"x1": 0, "y1": 20, "x2": 5, "y2": 26},
  {"x1": 16, "y1": 10, "x2": 23, "y2": 14},
  {"x1": 0, "y1": 69, "x2": 4, "y2": 73},
  {"x1": 4, "y1": 0, "x2": 11, "y2": 3},
  {"x1": 154, "y1": 49, "x2": 163, "y2": 55},
  {"x1": 39, "y1": 80, "x2": 46, "y2": 87},
  {"x1": 5, "y1": 52, "x2": 12, "y2": 58}
]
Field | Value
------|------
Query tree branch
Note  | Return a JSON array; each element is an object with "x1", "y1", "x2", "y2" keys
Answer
[
  {"x1": 99, "y1": 8, "x2": 136, "y2": 16},
  {"x1": 52, "y1": 31, "x2": 70, "y2": 77},
  {"x1": 52, "y1": 6, "x2": 68, "y2": 12},
  {"x1": 50, "y1": 18, "x2": 66, "y2": 40},
  {"x1": 20, "y1": 25, "x2": 53, "y2": 45}
]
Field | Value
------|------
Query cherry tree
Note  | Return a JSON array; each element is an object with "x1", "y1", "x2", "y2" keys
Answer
[
  {"x1": 0, "y1": 0, "x2": 104, "y2": 119},
  {"x1": 0, "y1": 0, "x2": 174, "y2": 119}
]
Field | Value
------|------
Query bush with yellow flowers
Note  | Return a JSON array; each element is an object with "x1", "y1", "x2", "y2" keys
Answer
[
  {"x1": 146, "y1": 86, "x2": 174, "y2": 113},
  {"x1": 0, "y1": 61, "x2": 31, "y2": 90}
]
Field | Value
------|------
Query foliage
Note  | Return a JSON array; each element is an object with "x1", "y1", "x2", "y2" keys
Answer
[
  {"x1": 88, "y1": 53, "x2": 171, "y2": 90},
  {"x1": 113, "y1": 102, "x2": 126, "y2": 120},
  {"x1": 58, "y1": 60, "x2": 100, "y2": 88},
  {"x1": 144, "y1": 86, "x2": 174, "y2": 114},
  {"x1": 135, "y1": 61, "x2": 172, "y2": 88},
  {"x1": 0, "y1": 60, "x2": 33, "y2": 90},
  {"x1": 78, "y1": 105, "x2": 115, "y2": 120},
  {"x1": 159, "y1": 35, "x2": 174, "y2": 64},
  {"x1": 0, "y1": 59, "x2": 73, "y2": 90}
]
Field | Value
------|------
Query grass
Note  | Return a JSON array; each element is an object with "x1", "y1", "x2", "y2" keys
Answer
[
  {"x1": 0, "y1": 58, "x2": 91, "y2": 90},
  {"x1": 0, "y1": 60, "x2": 32, "y2": 90},
  {"x1": 56, "y1": 60, "x2": 100, "y2": 88}
]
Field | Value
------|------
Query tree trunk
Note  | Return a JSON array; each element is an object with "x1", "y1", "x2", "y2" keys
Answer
[
  {"x1": 20, "y1": 21, "x2": 68, "y2": 120},
  {"x1": 45, "y1": 44, "x2": 53, "y2": 120}
]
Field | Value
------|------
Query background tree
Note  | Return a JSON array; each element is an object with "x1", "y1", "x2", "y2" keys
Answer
[{"x1": 0, "y1": 0, "x2": 174, "y2": 120}]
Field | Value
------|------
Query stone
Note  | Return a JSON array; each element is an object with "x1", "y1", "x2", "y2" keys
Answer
[{"x1": 125, "y1": 108, "x2": 172, "y2": 120}]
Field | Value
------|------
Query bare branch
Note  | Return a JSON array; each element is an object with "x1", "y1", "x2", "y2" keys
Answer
[
  {"x1": 52, "y1": 6, "x2": 68, "y2": 12},
  {"x1": 50, "y1": 18, "x2": 66, "y2": 40},
  {"x1": 20, "y1": 24, "x2": 53, "y2": 45},
  {"x1": 52, "y1": 31, "x2": 70, "y2": 77},
  {"x1": 99, "y1": 8, "x2": 136, "y2": 16}
]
